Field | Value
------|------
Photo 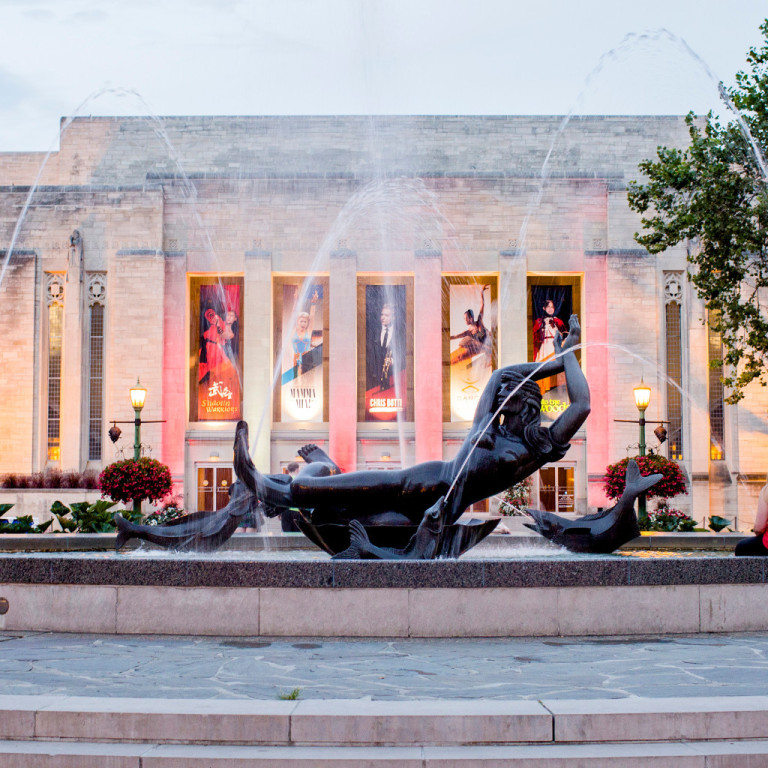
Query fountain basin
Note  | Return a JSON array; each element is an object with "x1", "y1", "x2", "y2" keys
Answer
[{"x1": 0, "y1": 547, "x2": 765, "y2": 638}]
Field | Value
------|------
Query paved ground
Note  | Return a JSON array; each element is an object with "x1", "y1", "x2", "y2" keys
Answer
[{"x1": 1, "y1": 630, "x2": 767, "y2": 702}]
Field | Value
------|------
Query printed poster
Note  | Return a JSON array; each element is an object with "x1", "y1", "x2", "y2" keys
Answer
[
  {"x1": 449, "y1": 283, "x2": 495, "y2": 421},
  {"x1": 197, "y1": 283, "x2": 242, "y2": 421},
  {"x1": 364, "y1": 285, "x2": 407, "y2": 422},
  {"x1": 281, "y1": 284, "x2": 324, "y2": 422},
  {"x1": 530, "y1": 284, "x2": 572, "y2": 421}
]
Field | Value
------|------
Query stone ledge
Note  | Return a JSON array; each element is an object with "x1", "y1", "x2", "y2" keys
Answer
[
  {"x1": 0, "y1": 695, "x2": 768, "y2": 750},
  {"x1": 0, "y1": 553, "x2": 762, "y2": 589},
  {"x1": 1, "y1": 583, "x2": 766, "y2": 636}
]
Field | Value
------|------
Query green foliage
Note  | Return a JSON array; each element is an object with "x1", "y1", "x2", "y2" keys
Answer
[
  {"x1": 627, "y1": 19, "x2": 768, "y2": 403},
  {"x1": 145, "y1": 495, "x2": 185, "y2": 526},
  {"x1": 708, "y1": 515, "x2": 733, "y2": 532},
  {"x1": 277, "y1": 688, "x2": 301, "y2": 700},
  {"x1": 50, "y1": 499, "x2": 140, "y2": 533},
  {"x1": 639, "y1": 503, "x2": 697, "y2": 532},
  {"x1": 498, "y1": 479, "x2": 531, "y2": 516},
  {"x1": 0, "y1": 503, "x2": 52, "y2": 534}
]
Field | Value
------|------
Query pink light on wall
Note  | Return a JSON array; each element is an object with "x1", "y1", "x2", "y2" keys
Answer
[
  {"x1": 414, "y1": 253, "x2": 443, "y2": 463},
  {"x1": 162, "y1": 257, "x2": 187, "y2": 488},
  {"x1": 584, "y1": 252, "x2": 611, "y2": 508}
]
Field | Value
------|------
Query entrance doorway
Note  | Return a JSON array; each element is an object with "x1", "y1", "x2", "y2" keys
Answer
[
  {"x1": 537, "y1": 466, "x2": 574, "y2": 513},
  {"x1": 197, "y1": 465, "x2": 233, "y2": 512}
]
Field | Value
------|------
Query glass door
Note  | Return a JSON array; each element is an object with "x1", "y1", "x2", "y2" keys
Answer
[
  {"x1": 197, "y1": 465, "x2": 233, "y2": 512},
  {"x1": 537, "y1": 466, "x2": 574, "y2": 513}
]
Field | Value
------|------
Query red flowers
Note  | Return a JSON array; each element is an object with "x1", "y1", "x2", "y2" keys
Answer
[
  {"x1": 603, "y1": 455, "x2": 688, "y2": 501},
  {"x1": 99, "y1": 458, "x2": 172, "y2": 505}
]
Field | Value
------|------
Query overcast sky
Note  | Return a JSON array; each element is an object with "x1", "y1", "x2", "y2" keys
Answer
[{"x1": 0, "y1": 0, "x2": 766, "y2": 151}]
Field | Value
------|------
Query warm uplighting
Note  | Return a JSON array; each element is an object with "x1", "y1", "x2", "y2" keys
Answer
[
  {"x1": 129, "y1": 378, "x2": 147, "y2": 412},
  {"x1": 633, "y1": 381, "x2": 651, "y2": 412}
]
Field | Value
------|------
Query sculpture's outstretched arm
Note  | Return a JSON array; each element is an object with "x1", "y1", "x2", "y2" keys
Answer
[
  {"x1": 548, "y1": 317, "x2": 590, "y2": 445},
  {"x1": 471, "y1": 313, "x2": 583, "y2": 428}
]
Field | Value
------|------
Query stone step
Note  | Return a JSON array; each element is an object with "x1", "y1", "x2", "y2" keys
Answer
[
  {"x1": 1, "y1": 739, "x2": 768, "y2": 766},
  {"x1": 1, "y1": 695, "x2": 768, "y2": 747}
]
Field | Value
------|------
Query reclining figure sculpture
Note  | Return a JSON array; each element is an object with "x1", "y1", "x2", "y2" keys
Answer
[{"x1": 116, "y1": 314, "x2": 661, "y2": 557}]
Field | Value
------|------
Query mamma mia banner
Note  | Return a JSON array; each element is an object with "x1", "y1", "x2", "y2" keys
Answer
[
  {"x1": 281, "y1": 284, "x2": 324, "y2": 422},
  {"x1": 197, "y1": 283, "x2": 242, "y2": 421},
  {"x1": 449, "y1": 283, "x2": 495, "y2": 422}
]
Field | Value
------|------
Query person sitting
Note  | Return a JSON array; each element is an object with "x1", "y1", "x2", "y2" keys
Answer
[{"x1": 735, "y1": 478, "x2": 768, "y2": 556}]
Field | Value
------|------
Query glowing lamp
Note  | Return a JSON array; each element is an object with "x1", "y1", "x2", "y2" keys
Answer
[
  {"x1": 130, "y1": 379, "x2": 147, "y2": 412},
  {"x1": 633, "y1": 382, "x2": 651, "y2": 412}
]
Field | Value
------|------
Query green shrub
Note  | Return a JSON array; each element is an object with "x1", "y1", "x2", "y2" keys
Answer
[{"x1": 0, "y1": 503, "x2": 52, "y2": 534}]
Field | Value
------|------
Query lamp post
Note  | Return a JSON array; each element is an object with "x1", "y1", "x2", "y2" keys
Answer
[
  {"x1": 633, "y1": 380, "x2": 651, "y2": 518},
  {"x1": 129, "y1": 379, "x2": 147, "y2": 514},
  {"x1": 129, "y1": 379, "x2": 147, "y2": 462}
]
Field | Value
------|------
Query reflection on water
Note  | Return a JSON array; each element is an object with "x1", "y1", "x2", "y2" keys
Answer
[{"x1": 0, "y1": 546, "x2": 733, "y2": 561}]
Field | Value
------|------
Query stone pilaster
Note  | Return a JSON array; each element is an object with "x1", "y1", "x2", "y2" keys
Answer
[
  {"x1": 329, "y1": 249, "x2": 357, "y2": 472},
  {"x1": 243, "y1": 250, "x2": 273, "y2": 471},
  {"x1": 161, "y1": 252, "x2": 187, "y2": 485},
  {"x1": 498, "y1": 249, "x2": 527, "y2": 366},
  {"x1": 60, "y1": 232, "x2": 84, "y2": 470},
  {"x1": 414, "y1": 249, "x2": 442, "y2": 463}
]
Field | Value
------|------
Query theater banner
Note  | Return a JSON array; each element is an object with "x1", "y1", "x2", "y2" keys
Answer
[
  {"x1": 449, "y1": 283, "x2": 495, "y2": 421},
  {"x1": 529, "y1": 282, "x2": 573, "y2": 422},
  {"x1": 280, "y1": 284, "x2": 324, "y2": 422},
  {"x1": 364, "y1": 284, "x2": 407, "y2": 422},
  {"x1": 196, "y1": 282, "x2": 242, "y2": 421}
]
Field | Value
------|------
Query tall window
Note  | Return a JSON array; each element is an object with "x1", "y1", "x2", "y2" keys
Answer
[
  {"x1": 708, "y1": 310, "x2": 726, "y2": 461},
  {"x1": 664, "y1": 273, "x2": 684, "y2": 460},
  {"x1": 46, "y1": 274, "x2": 65, "y2": 463},
  {"x1": 87, "y1": 274, "x2": 106, "y2": 462}
]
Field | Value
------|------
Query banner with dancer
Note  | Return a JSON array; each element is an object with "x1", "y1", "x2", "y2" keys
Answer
[
  {"x1": 197, "y1": 283, "x2": 242, "y2": 421},
  {"x1": 280, "y1": 284, "x2": 324, "y2": 422},
  {"x1": 364, "y1": 284, "x2": 407, "y2": 422},
  {"x1": 449, "y1": 283, "x2": 495, "y2": 421}
]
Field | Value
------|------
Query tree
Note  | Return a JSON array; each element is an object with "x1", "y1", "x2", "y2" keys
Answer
[{"x1": 627, "y1": 19, "x2": 768, "y2": 403}]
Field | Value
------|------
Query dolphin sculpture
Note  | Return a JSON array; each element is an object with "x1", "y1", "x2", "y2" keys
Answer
[
  {"x1": 524, "y1": 459, "x2": 662, "y2": 554},
  {"x1": 333, "y1": 495, "x2": 447, "y2": 560},
  {"x1": 113, "y1": 480, "x2": 255, "y2": 552}
]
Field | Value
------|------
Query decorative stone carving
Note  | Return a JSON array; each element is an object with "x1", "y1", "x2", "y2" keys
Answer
[
  {"x1": 87, "y1": 273, "x2": 107, "y2": 306},
  {"x1": 46, "y1": 273, "x2": 64, "y2": 305}
]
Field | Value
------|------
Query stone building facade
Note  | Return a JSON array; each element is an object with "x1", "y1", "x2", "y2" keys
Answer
[{"x1": 0, "y1": 116, "x2": 765, "y2": 527}]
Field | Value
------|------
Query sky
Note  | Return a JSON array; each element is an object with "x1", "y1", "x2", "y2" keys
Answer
[{"x1": 0, "y1": 0, "x2": 766, "y2": 151}]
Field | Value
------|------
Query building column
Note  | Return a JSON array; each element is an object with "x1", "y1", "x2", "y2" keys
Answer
[
  {"x1": 329, "y1": 249, "x2": 357, "y2": 472},
  {"x1": 161, "y1": 252, "x2": 187, "y2": 487},
  {"x1": 687, "y1": 288, "x2": 710, "y2": 522},
  {"x1": 243, "y1": 250, "x2": 272, "y2": 471},
  {"x1": 498, "y1": 249, "x2": 527, "y2": 366},
  {"x1": 60, "y1": 232, "x2": 84, "y2": 470},
  {"x1": 584, "y1": 251, "x2": 610, "y2": 507},
  {"x1": 414, "y1": 249, "x2": 442, "y2": 463}
]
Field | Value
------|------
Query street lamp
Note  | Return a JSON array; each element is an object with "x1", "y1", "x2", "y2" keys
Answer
[
  {"x1": 107, "y1": 379, "x2": 164, "y2": 516},
  {"x1": 129, "y1": 378, "x2": 147, "y2": 462},
  {"x1": 633, "y1": 380, "x2": 651, "y2": 519}
]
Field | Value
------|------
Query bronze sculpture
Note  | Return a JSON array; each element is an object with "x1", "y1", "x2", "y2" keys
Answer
[
  {"x1": 117, "y1": 313, "x2": 661, "y2": 557},
  {"x1": 234, "y1": 315, "x2": 599, "y2": 558}
]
